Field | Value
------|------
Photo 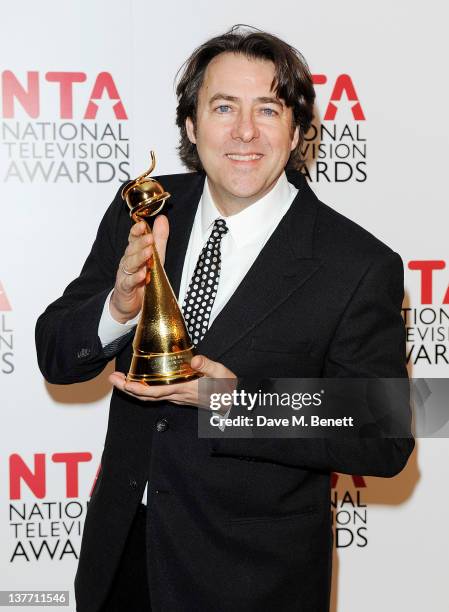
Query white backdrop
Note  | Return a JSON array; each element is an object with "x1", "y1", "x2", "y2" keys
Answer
[{"x1": 1, "y1": 1, "x2": 448, "y2": 610}]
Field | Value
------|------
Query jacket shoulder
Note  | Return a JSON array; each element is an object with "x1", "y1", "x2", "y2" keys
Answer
[
  {"x1": 287, "y1": 170, "x2": 399, "y2": 264},
  {"x1": 314, "y1": 197, "x2": 398, "y2": 263}
]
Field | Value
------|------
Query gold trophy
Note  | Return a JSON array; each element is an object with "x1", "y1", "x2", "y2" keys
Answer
[{"x1": 121, "y1": 151, "x2": 200, "y2": 385}]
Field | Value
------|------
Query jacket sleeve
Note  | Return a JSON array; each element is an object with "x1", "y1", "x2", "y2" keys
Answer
[
  {"x1": 210, "y1": 251, "x2": 415, "y2": 477},
  {"x1": 35, "y1": 185, "x2": 131, "y2": 384}
]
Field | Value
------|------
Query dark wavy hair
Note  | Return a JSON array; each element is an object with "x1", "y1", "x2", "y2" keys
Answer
[{"x1": 175, "y1": 25, "x2": 315, "y2": 171}]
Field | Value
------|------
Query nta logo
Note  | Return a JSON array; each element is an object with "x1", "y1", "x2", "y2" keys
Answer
[
  {"x1": 1, "y1": 71, "x2": 127, "y2": 119},
  {"x1": 9, "y1": 453, "x2": 100, "y2": 499},
  {"x1": 312, "y1": 74, "x2": 365, "y2": 121}
]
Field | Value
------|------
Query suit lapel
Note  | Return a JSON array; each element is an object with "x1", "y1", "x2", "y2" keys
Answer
[{"x1": 197, "y1": 172, "x2": 322, "y2": 360}]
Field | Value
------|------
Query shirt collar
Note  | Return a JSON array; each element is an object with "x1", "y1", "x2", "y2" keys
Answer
[{"x1": 200, "y1": 171, "x2": 294, "y2": 247}]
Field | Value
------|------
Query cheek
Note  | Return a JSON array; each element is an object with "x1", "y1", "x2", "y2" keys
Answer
[
  {"x1": 196, "y1": 122, "x2": 227, "y2": 152},
  {"x1": 261, "y1": 123, "x2": 294, "y2": 148}
]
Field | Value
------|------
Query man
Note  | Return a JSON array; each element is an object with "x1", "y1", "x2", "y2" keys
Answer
[{"x1": 36, "y1": 27, "x2": 414, "y2": 612}]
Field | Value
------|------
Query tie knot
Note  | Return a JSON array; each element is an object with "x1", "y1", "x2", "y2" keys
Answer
[{"x1": 210, "y1": 218, "x2": 228, "y2": 241}]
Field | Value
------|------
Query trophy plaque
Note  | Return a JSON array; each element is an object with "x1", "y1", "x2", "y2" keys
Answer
[{"x1": 121, "y1": 151, "x2": 201, "y2": 385}]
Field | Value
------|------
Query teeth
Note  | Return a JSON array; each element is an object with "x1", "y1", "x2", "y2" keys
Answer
[{"x1": 226, "y1": 154, "x2": 262, "y2": 161}]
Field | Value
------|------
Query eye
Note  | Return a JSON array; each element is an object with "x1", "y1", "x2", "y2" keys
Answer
[
  {"x1": 216, "y1": 105, "x2": 232, "y2": 113},
  {"x1": 261, "y1": 107, "x2": 278, "y2": 117}
]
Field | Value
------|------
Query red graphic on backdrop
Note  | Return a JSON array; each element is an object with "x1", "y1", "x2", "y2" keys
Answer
[
  {"x1": 331, "y1": 473, "x2": 366, "y2": 488},
  {"x1": 9, "y1": 452, "x2": 94, "y2": 499},
  {"x1": 312, "y1": 74, "x2": 365, "y2": 120},
  {"x1": 1, "y1": 71, "x2": 127, "y2": 119},
  {"x1": 408, "y1": 260, "x2": 449, "y2": 304},
  {"x1": 0, "y1": 281, "x2": 12, "y2": 310},
  {"x1": 83, "y1": 72, "x2": 127, "y2": 119}
]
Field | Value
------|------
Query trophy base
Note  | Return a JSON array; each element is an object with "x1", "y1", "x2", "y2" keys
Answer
[{"x1": 126, "y1": 347, "x2": 202, "y2": 386}]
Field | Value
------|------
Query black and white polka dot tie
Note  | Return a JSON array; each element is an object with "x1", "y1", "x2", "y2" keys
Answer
[{"x1": 182, "y1": 218, "x2": 229, "y2": 345}]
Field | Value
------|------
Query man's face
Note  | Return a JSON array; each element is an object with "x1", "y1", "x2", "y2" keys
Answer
[{"x1": 185, "y1": 52, "x2": 299, "y2": 213}]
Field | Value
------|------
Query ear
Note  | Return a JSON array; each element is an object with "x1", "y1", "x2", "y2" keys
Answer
[
  {"x1": 185, "y1": 117, "x2": 197, "y2": 144},
  {"x1": 290, "y1": 125, "x2": 300, "y2": 151}
]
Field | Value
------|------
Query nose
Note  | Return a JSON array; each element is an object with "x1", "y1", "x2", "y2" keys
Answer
[{"x1": 231, "y1": 109, "x2": 259, "y2": 143}]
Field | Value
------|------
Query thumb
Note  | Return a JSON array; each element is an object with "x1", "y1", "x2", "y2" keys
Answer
[
  {"x1": 190, "y1": 355, "x2": 218, "y2": 377},
  {"x1": 191, "y1": 355, "x2": 236, "y2": 380},
  {"x1": 152, "y1": 214, "x2": 169, "y2": 266},
  {"x1": 191, "y1": 355, "x2": 221, "y2": 377}
]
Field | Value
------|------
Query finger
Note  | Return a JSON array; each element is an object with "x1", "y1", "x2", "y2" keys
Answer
[
  {"x1": 110, "y1": 371, "x2": 126, "y2": 380},
  {"x1": 109, "y1": 374, "x2": 163, "y2": 402},
  {"x1": 109, "y1": 372, "x2": 127, "y2": 390},
  {"x1": 190, "y1": 355, "x2": 228, "y2": 378},
  {"x1": 121, "y1": 233, "x2": 155, "y2": 277},
  {"x1": 117, "y1": 261, "x2": 147, "y2": 294},
  {"x1": 129, "y1": 220, "x2": 148, "y2": 242},
  {"x1": 152, "y1": 215, "x2": 169, "y2": 266},
  {"x1": 127, "y1": 233, "x2": 153, "y2": 255},
  {"x1": 121, "y1": 247, "x2": 152, "y2": 276},
  {"x1": 147, "y1": 393, "x2": 195, "y2": 406},
  {"x1": 121, "y1": 388, "x2": 157, "y2": 402},
  {"x1": 123, "y1": 380, "x2": 187, "y2": 398}
]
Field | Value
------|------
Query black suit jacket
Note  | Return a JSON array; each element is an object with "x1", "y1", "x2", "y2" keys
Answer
[{"x1": 36, "y1": 170, "x2": 414, "y2": 612}]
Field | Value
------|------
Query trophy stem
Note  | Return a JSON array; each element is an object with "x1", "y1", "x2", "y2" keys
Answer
[{"x1": 127, "y1": 219, "x2": 201, "y2": 385}]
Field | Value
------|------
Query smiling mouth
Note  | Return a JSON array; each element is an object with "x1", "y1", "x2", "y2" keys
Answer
[{"x1": 225, "y1": 154, "x2": 263, "y2": 161}]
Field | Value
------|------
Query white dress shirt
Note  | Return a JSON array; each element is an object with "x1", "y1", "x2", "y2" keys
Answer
[{"x1": 98, "y1": 171, "x2": 298, "y2": 504}]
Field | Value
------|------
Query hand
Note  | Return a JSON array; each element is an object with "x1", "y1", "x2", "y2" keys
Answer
[
  {"x1": 109, "y1": 355, "x2": 237, "y2": 408},
  {"x1": 110, "y1": 216, "x2": 169, "y2": 323}
]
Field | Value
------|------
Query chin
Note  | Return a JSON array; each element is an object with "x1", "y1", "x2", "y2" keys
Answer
[
  {"x1": 225, "y1": 178, "x2": 268, "y2": 200},
  {"x1": 226, "y1": 188, "x2": 263, "y2": 201}
]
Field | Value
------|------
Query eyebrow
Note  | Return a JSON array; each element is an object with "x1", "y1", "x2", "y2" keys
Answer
[{"x1": 208, "y1": 93, "x2": 284, "y2": 108}]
